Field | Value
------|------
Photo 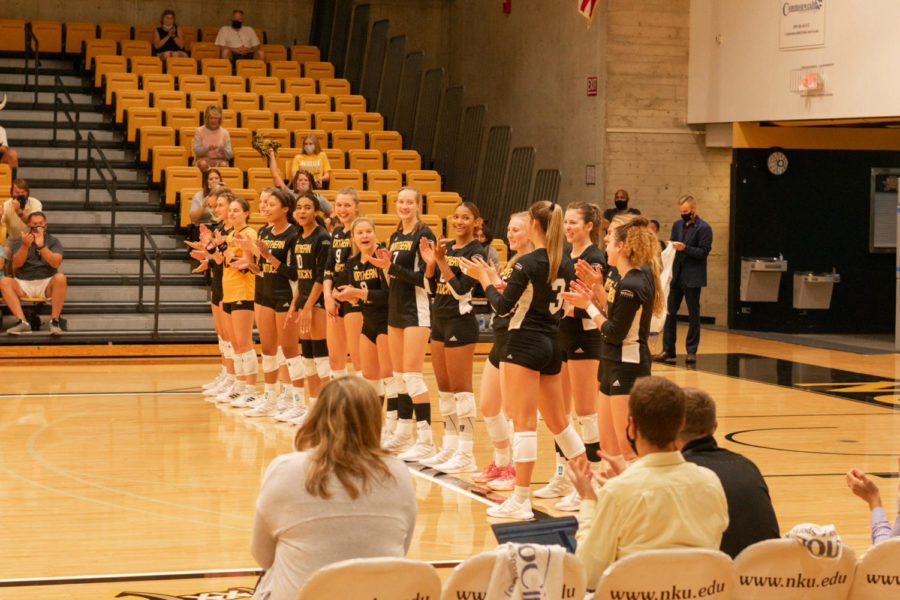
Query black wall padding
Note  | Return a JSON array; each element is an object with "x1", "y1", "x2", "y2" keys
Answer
[
  {"x1": 533, "y1": 169, "x2": 562, "y2": 203},
  {"x1": 360, "y1": 19, "x2": 389, "y2": 112},
  {"x1": 328, "y1": 0, "x2": 355, "y2": 76},
  {"x1": 310, "y1": 0, "x2": 334, "y2": 59},
  {"x1": 499, "y1": 147, "x2": 536, "y2": 241},
  {"x1": 413, "y1": 68, "x2": 444, "y2": 169},
  {"x1": 475, "y1": 126, "x2": 512, "y2": 220},
  {"x1": 433, "y1": 86, "x2": 464, "y2": 188},
  {"x1": 394, "y1": 51, "x2": 424, "y2": 147},
  {"x1": 377, "y1": 35, "x2": 406, "y2": 130},
  {"x1": 452, "y1": 105, "x2": 486, "y2": 201},
  {"x1": 344, "y1": 3, "x2": 370, "y2": 94}
]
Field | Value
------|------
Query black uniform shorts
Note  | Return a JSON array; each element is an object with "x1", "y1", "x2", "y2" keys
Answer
[
  {"x1": 430, "y1": 313, "x2": 479, "y2": 348},
  {"x1": 502, "y1": 329, "x2": 563, "y2": 376}
]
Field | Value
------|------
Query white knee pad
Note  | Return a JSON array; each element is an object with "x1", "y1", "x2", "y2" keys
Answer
[
  {"x1": 240, "y1": 350, "x2": 258, "y2": 375},
  {"x1": 365, "y1": 378, "x2": 385, "y2": 396},
  {"x1": 217, "y1": 338, "x2": 228, "y2": 356},
  {"x1": 276, "y1": 347, "x2": 286, "y2": 366},
  {"x1": 384, "y1": 375, "x2": 401, "y2": 398},
  {"x1": 554, "y1": 424, "x2": 585, "y2": 460},
  {"x1": 304, "y1": 357, "x2": 317, "y2": 378},
  {"x1": 286, "y1": 355, "x2": 305, "y2": 381},
  {"x1": 512, "y1": 431, "x2": 538, "y2": 464},
  {"x1": 438, "y1": 391, "x2": 456, "y2": 415},
  {"x1": 455, "y1": 391, "x2": 476, "y2": 419},
  {"x1": 331, "y1": 368, "x2": 348, "y2": 380},
  {"x1": 315, "y1": 356, "x2": 331, "y2": 379},
  {"x1": 484, "y1": 413, "x2": 510, "y2": 443},
  {"x1": 261, "y1": 354, "x2": 279, "y2": 373},
  {"x1": 222, "y1": 342, "x2": 235, "y2": 360},
  {"x1": 402, "y1": 372, "x2": 428, "y2": 398},
  {"x1": 577, "y1": 413, "x2": 600, "y2": 445},
  {"x1": 392, "y1": 371, "x2": 407, "y2": 395}
]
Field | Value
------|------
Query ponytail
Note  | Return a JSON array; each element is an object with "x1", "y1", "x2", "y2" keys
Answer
[
  {"x1": 612, "y1": 216, "x2": 665, "y2": 316},
  {"x1": 567, "y1": 200, "x2": 602, "y2": 246},
  {"x1": 529, "y1": 200, "x2": 565, "y2": 283}
]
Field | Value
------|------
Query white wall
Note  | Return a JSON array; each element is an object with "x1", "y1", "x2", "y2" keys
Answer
[{"x1": 688, "y1": 0, "x2": 900, "y2": 123}]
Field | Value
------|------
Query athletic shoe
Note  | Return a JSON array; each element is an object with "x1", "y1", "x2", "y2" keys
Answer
[
  {"x1": 288, "y1": 411, "x2": 308, "y2": 426},
  {"x1": 276, "y1": 404, "x2": 306, "y2": 422},
  {"x1": 419, "y1": 444, "x2": 457, "y2": 468},
  {"x1": 486, "y1": 496, "x2": 534, "y2": 520},
  {"x1": 245, "y1": 394, "x2": 263, "y2": 408},
  {"x1": 398, "y1": 440, "x2": 437, "y2": 462},
  {"x1": 203, "y1": 378, "x2": 230, "y2": 396},
  {"x1": 485, "y1": 465, "x2": 516, "y2": 491},
  {"x1": 383, "y1": 433, "x2": 415, "y2": 454},
  {"x1": 275, "y1": 389, "x2": 293, "y2": 412},
  {"x1": 433, "y1": 450, "x2": 478, "y2": 474},
  {"x1": 533, "y1": 473, "x2": 573, "y2": 499},
  {"x1": 473, "y1": 462, "x2": 503, "y2": 484},
  {"x1": 230, "y1": 392, "x2": 255, "y2": 408},
  {"x1": 202, "y1": 375, "x2": 224, "y2": 390},
  {"x1": 49, "y1": 319, "x2": 62, "y2": 336},
  {"x1": 245, "y1": 395, "x2": 279, "y2": 417},
  {"x1": 215, "y1": 385, "x2": 240, "y2": 404},
  {"x1": 554, "y1": 489, "x2": 581, "y2": 512},
  {"x1": 6, "y1": 321, "x2": 31, "y2": 335}
]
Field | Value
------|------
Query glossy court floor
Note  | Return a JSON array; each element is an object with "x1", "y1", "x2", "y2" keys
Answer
[{"x1": 1, "y1": 328, "x2": 899, "y2": 599}]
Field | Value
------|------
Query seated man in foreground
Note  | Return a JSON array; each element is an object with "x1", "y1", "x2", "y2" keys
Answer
[
  {"x1": 569, "y1": 376, "x2": 728, "y2": 591},
  {"x1": 1, "y1": 212, "x2": 66, "y2": 335}
]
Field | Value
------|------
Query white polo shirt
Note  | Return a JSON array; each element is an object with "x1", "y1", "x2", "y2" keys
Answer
[{"x1": 214, "y1": 25, "x2": 260, "y2": 49}]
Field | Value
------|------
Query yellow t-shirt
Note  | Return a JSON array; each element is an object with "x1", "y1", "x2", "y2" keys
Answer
[
  {"x1": 222, "y1": 225, "x2": 258, "y2": 303},
  {"x1": 290, "y1": 152, "x2": 331, "y2": 180}
]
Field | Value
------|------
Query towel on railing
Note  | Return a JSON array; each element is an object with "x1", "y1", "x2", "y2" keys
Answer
[{"x1": 486, "y1": 542, "x2": 567, "y2": 600}]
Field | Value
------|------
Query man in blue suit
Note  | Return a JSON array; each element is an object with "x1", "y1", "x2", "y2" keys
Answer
[{"x1": 654, "y1": 195, "x2": 712, "y2": 364}]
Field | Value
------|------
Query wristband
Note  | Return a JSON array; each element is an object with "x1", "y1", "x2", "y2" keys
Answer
[{"x1": 587, "y1": 304, "x2": 602, "y2": 320}]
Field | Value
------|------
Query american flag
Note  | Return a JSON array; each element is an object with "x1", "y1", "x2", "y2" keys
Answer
[{"x1": 579, "y1": 0, "x2": 599, "y2": 27}]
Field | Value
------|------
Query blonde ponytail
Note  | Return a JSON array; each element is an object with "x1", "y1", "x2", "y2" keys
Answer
[{"x1": 529, "y1": 200, "x2": 565, "y2": 282}]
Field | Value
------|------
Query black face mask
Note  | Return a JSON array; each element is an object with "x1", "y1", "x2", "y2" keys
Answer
[
  {"x1": 15, "y1": 194, "x2": 27, "y2": 209},
  {"x1": 615, "y1": 200, "x2": 628, "y2": 211},
  {"x1": 625, "y1": 424, "x2": 637, "y2": 455},
  {"x1": 681, "y1": 212, "x2": 693, "y2": 223},
  {"x1": 232, "y1": 20, "x2": 243, "y2": 29}
]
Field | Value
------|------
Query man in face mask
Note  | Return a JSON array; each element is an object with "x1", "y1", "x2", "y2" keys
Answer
[
  {"x1": 215, "y1": 9, "x2": 265, "y2": 61},
  {"x1": 2, "y1": 179, "x2": 42, "y2": 251},
  {"x1": 654, "y1": 194, "x2": 712, "y2": 364},
  {"x1": 566, "y1": 376, "x2": 728, "y2": 593},
  {"x1": 601, "y1": 189, "x2": 640, "y2": 233}
]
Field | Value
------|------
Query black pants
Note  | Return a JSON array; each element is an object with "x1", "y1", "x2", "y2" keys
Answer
[{"x1": 662, "y1": 278, "x2": 701, "y2": 354}]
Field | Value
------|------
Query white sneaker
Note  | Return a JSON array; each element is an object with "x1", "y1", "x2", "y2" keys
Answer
[
  {"x1": 230, "y1": 393, "x2": 255, "y2": 408},
  {"x1": 554, "y1": 489, "x2": 581, "y2": 511},
  {"x1": 215, "y1": 385, "x2": 240, "y2": 404},
  {"x1": 288, "y1": 411, "x2": 308, "y2": 426},
  {"x1": 276, "y1": 389, "x2": 293, "y2": 412},
  {"x1": 202, "y1": 374, "x2": 224, "y2": 390},
  {"x1": 433, "y1": 450, "x2": 478, "y2": 474},
  {"x1": 533, "y1": 473, "x2": 573, "y2": 499},
  {"x1": 398, "y1": 440, "x2": 437, "y2": 461},
  {"x1": 486, "y1": 496, "x2": 534, "y2": 520},
  {"x1": 245, "y1": 396, "x2": 279, "y2": 417},
  {"x1": 276, "y1": 404, "x2": 306, "y2": 422},
  {"x1": 419, "y1": 445, "x2": 457, "y2": 468},
  {"x1": 383, "y1": 432, "x2": 415, "y2": 454},
  {"x1": 245, "y1": 395, "x2": 263, "y2": 408},
  {"x1": 204, "y1": 379, "x2": 230, "y2": 396}
]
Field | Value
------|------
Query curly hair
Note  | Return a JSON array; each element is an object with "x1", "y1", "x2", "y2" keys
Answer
[{"x1": 610, "y1": 216, "x2": 664, "y2": 316}]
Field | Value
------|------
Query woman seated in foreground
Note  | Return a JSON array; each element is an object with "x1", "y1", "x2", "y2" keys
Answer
[{"x1": 251, "y1": 376, "x2": 417, "y2": 600}]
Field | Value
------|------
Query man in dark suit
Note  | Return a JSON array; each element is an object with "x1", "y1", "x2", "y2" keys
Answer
[
  {"x1": 654, "y1": 194, "x2": 712, "y2": 363},
  {"x1": 677, "y1": 388, "x2": 780, "y2": 558}
]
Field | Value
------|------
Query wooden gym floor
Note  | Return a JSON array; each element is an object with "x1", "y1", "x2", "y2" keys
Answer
[{"x1": 0, "y1": 327, "x2": 898, "y2": 599}]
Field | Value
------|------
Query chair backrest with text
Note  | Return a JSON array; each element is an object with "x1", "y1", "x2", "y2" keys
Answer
[
  {"x1": 597, "y1": 548, "x2": 735, "y2": 600},
  {"x1": 295, "y1": 557, "x2": 441, "y2": 600},
  {"x1": 848, "y1": 537, "x2": 900, "y2": 600}
]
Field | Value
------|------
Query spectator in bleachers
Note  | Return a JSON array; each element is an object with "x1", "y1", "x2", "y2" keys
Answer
[
  {"x1": 0, "y1": 102, "x2": 18, "y2": 180},
  {"x1": 193, "y1": 106, "x2": 233, "y2": 171},
  {"x1": 215, "y1": 9, "x2": 265, "y2": 61},
  {"x1": 677, "y1": 387, "x2": 780, "y2": 558},
  {"x1": 568, "y1": 376, "x2": 728, "y2": 592},
  {"x1": 1, "y1": 212, "x2": 66, "y2": 336},
  {"x1": 251, "y1": 376, "x2": 416, "y2": 600},
  {"x1": 601, "y1": 189, "x2": 640, "y2": 233},
  {"x1": 2, "y1": 179, "x2": 42, "y2": 249},
  {"x1": 190, "y1": 168, "x2": 222, "y2": 225},
  {"x1": 291, "y1": 133, "x2": 331, "y2": 189},
  {"x1": 267, "y1": 148, "x2": 333, "y2": 216},
  {"x1": 152, "y1": 10, "x2": 188, "y2": 59},
  {"x1": 846, "y1": 458, "x2": 900, "y2": 545}
]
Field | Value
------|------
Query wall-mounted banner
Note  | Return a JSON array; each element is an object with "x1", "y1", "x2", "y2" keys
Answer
[{"x1": 780, "y1": 0, "x2": 825, "y2": 49}]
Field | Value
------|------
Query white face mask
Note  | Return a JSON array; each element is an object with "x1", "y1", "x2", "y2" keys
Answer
[
  {"x1": 163, "y1": 24, "x2": 173, "y2": 30},
  {"x1": 304, "y1": 144, "x2": 315, "y2": 152}
]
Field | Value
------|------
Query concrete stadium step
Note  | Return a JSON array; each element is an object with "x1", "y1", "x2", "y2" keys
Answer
[
  {"x1": 54, "y1": 233, "x2": 181, "y2": 250},
  {"x1": 0, "y1": 58, "x2": 78, "y2": 69},
  {"x1": 50, "y1": 210, "x2": 170, "y2": 226},
  {"x1": 0, "y1": 108, "x2": 107, "y2": 124},
  {"x1": 62, "y1": 312, "x2": 215, "y2": 332},
  {"x1": 4, "y1": 127, "x2": 119, "y2": 142},
  {"x1": 66, "y1": 285, "x2": 210, "y2": 302},
  {"x1": 0, "y1": 73, "x2": 83, "y2": 87},
  {"x1": 18, "y1": 146, "x2": 133, "y2": 161},
  {"x1": 62, "y1": 258, "x2": 191, "y2": 275},
  {"x1": 2, "y1": 90, "x2": 96, "y2": 105},
  {"x1": 17, "y1": 166, "x2": 145, "y2": 182},
  {"x1": 28, "y1": 188, "x2": 154, "y2": 204}
]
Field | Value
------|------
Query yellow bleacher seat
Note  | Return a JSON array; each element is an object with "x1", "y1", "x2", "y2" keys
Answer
[
  {"x1": 31, "y1": 21, "x2": 63, "y2": 54},
  {"x1": 235, "y1": 59, "x2": 267, "y2": 79},
  {"x1": 226, "y1": 91, "x2": 260, "y2": 112},
  {"x1": 424, "y1": 191, "x2": 461, "y2": 219},
  {"x1": 104, "y1": 72, "x2": 139, "y2": 105},
  {"x1": 357, "y1": 190, "x2": 384, "y2": 215},
  {"x1": 120, "y1": 40, "x2": 152, "y2": 59},
  {"x1": 93, "y1": 55, "x2": 127, "y2": 88},
  {"x1": 247, "y1": 168, "x2": 273, "y2": 193},
  {"x1": 386, "y1": 149, "x2": 421, "y2": 174},
  {"x1": 0, "y1": 20, "x2": 26, "y2": 52},
  {"x1": 179, "y1": 187, "x2": 203, "y2": 227},
  {"x1": 132, "y1": 24, "x2": 156, "y2": 43},
  {"x1": 331, "y1": 130, "x2": 366, "y2": 151},
  {"x1": 256, "y1": 128, "x2": 291, "y2": 148},
  {"x1": 137, "y1": 125, "x2": 175, "y2": 162},
  {"x1": 248, "y1": 76, "x2": 281, "y2": 96},
  {"x1": 263, "y1": 93, "x2": 296, "y2": 114},
  {"x1": 318, "y1": 189, "x2": 337, "y2": 202},
  {"x1": 491, "y1": 239, "x2": 508, "y2": 264},
  {"x1": 233, "y1": 188, "x2": 260, "y2": 207},
  {"x1": 366, "y1": 170, "x2": 403, "y2": 196},
  {"x1": 324, "y1": 148, "x2": 345, "y2": 170},
  {"x1": 177, "y1": 74, "x2": 210, "y2": 94},
  {"x1": 129, "y1": 56, "x2": 163, "y2": 78},
  {"x1": 334, "y1": 95, "x2": 367, "y2": 115},
  {"x1": 164, "y1": 166, "x2": 202, "y2": 205},
  {"x1": 368, "y1": 130, "x2": 403, "y2": 151},
  {"x1": 188, "y1": 91, "x2": 223, "y2": 112},
  {"x1": 150, "y1": 145, "x2": 189, "y2": 183},
  {"x1": 352, "y1": 113, "x2": 385, "y2": 135},
  {"x1": 115, "y1": 89, "x2": 150, "y2": 123},
  {"x1": 370, "y1": 214, "x2": 398, "y2": 244},
  {"x1": 229, "y1": 127, "x2": 253, "y2": 149},
  {"x1": 315, "y1": 111, "x2": 348, "y2": 134},
  {"x1": 177, "y1": 125, "x2": 198, "y2": 151},
  {"x1": 300, "y1": 94, "x2": 332, "y2": 115},
  {"x1": 85, "y1": 39, "x2": 117, "y2": 69},
  {"x1": 291, "y1": 45, "x2": 320, "y2": 64},
  {"x1": 213, "y1": 75, "x2": 247, "y2": 95},
  {"x1": 99, "y1": 22, "x2": 130, "y2": 41},
  {"x1": 422, "y1": 213, "x2": 443, "y2": 235},
  {"x1": 165, "y1": 56, "x2": 198, "y2": 76},
  {"x1": 165, "y1": 108, "x2": 201, "y2": 129},
  {"x1": 221, "y1": 109, "x2": 238, "y2": 128},
  {"x1": 191, "y1": 42, "x2": 219, "y2": 61},
  {"x1": 407, "y1": 170, "x2": 442, "y2": 194},
  {"x1": 233, "y1": 148, "x2": 267, "y2": 171},
  {"x1": 198, "y1": 26, "x2": 220, "y2": 43},
  {"x1": 151, "y1": 90, "x2": 186, "y2": 110},
  {"x1": 216, "y1": 166, "x2": 244, "y2": 189},
  {"x1": 181, "y1": 26, "x2": 198, "y2": 51},
  {"x1": 348, "y1": 149, "x2": 383, "y2": 173},
  {"x1": 318, "y1": 78, "x2": 351, "y2": 97},
  {"x1": 278, "y1": 148, "x2": 303, "y2": 178},
  {"x1": 268, "y1": 60, "x2": 301, "y2": 80},
  {"x1": 141, "y1": 73, "x2": 176, "y2": 93},
  {"x1": 291, "y1": 129, "x2": 327, "y2": 149},
  {"x1": 260, "y1": 44, "x2": 287, "y2": 62},
  {"x1": 303, "y1": 61, "x2": 335, "y2": 80},
  {"x1": 283, "y1": 77, "x2": 317, "y2": 98},
  {"x1": 0, "y1": 165, "x2": 12, "y2": 195},
  {"x1": 126, "y1": 107, "x2": 161, "y2": 143},
  {"x1": 330, "y1": 169, "x2": 364, "y2": 190},
  {"x1": 65, "y1": 22, "x2": 97, "y2": 55},
  {"x1": 201, "y1": 58, "x2": 232, "y2": 77},
  {"x1": 240, "y1": 110, "x2": 275, "y2": 131}
]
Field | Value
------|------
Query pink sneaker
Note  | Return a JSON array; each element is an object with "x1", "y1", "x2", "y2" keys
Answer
[
  {"x1": 486, "y1": 465, "x2": 516, "y2": 491},
  {"x1": 472, "y1": 462, "x2": 502, "y2": 484}
]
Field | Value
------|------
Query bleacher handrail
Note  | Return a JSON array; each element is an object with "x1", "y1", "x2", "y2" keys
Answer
[
  {"x1": 84, "y1": 132, "x2": 120, "y2": 255},
  {"x1": 52, "y1": 75, "x2": 83, "y2": 181},
  {"x1": 137, "y1": 226, "x2": 162, "y2": 340},
  {"x1": 24, "y1": 23, "x2": 40, "y2": 107}
]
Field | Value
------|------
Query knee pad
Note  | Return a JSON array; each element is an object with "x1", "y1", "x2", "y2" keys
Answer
[
  {"x1": 402, "y1": 372, "x2": 428, "y2": 398},
  {"x1": 300, "y1": 339, "x2": 314, "y2": 358},
  {"x1": 365, "y1": 378, "x2": 385, "y2": 396},
  {"x1": 392, "y1": 372, "x2": 407, "y2": 395},
  {"x1": 261, "y1": 354, "x2": 279, "y2": 373},
  {"x1": 315, "y1": 356, "x2": 331, "y2": 379},
  {"x1": 231, "y1": 353, "x2": 246, "y2": 377},
  {"x1": 554, "y1": 424, "x2": 585, "y2": 460},
  {"x1": 577, "y1": 413, "x2": 599, "y2": 445},
  {"x1": 275, "y1": 347, "x2": 286, "y2": 366},
  {"x1": 304, "y1": 357, "x2": 317, "y2": 377},
  {"x1": 222, "y1": 342, "x2": 235, "y2": 360},
  {"x1": 454, "y1": 391, "x2": 476, "y2": 419},
  {"x1": 384, "y1": 375, "x2": 401, "y2": 398},
  {"x1": 438, "y1": 391, "x2": 456, "y2": 416},
  {"x1": 217, "y1": 338, "x2": 228, "y2": 356},
  {"x1": 312, "y1": 339, "x2": 329, "y2": 357},
  {"x1": 512, "y1": 431, "x2": 538, "y2": 464},
  {"x1": 240, "y1": 350, "x2": 258, "y2": 375},
  {"x1": 484, "y1": 413, "x2": 509, "y2": 443},
  {"x1": 286, "y1": 355, "x2": 305, "y2": 381},
  {"x1": 331, "y1": 368, "x2": 348, "y2": 379}
]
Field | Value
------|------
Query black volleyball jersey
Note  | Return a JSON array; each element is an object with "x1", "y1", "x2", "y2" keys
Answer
[
  {"x1": 386, "y1": 225, "x2": 436, "y2": 317},
  {"x1": 485, "y1": 248, "x2": 574, "y2": 335},
  {"x1": 562, "y1": 244, "x2": 608, "y2": 331},
  {"x1": 345, "y1": 253, "x2": 390, "y2": 324},
  {"x1": 600, "y1": 266, "x2": 655, "y2": 364},
  {"x1": 324, "y1": 224, "x2": 353, "y2": 288},
  {"x1": 256, "y1": 223, "x2": 299, "y2": 297},
  {"x1": 207, "y1": 221, "x2": 228, "y2": 288},
  {"x1": 427, "y1": 239, "x2": 487, "y2": 318},
  {"x1": 294, "y1": 224, "x2": 332, "y2": 303},
  {"x1": 490, "y1": 260, "x2": 517, "y2": 333}
]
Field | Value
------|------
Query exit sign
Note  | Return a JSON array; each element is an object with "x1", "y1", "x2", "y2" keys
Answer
[{"x1": 587, "y1": 76, "x2": 598, "y2": 96}]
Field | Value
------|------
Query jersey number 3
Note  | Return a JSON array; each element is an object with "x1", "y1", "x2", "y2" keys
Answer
[{"x1": 549, "y1": 278, "x2": 566, "y2": 314}]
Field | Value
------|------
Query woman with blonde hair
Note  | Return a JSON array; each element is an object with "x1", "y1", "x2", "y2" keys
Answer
[
  {"x1": 193, "y1": 105, "x2": 232, "y2": 171},
  {"x1": 251, "y1": 376, "x2": 416, "y2": 600}
]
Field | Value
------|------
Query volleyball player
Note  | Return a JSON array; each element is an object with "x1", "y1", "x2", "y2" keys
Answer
[
  {"x1": 417, "y1": 202, "x2": 487, "y2": 473},
  {"x1": 288, "y1": 193, "x2": 332, "y2": 420},
  {"x1": 472, "y1": 211, "x2": 532, "y2": 490},
  {"x1": 367, "y1": 187, "x2": 437, "y2": 458},
  {"x1": 462, "y1": 201, "x2": 587, "y2": 520},
  {"x1": 562, "y1": 216, "x2": 663, "y2": 464},
  {"x1": 545, "y1": 201, "x2": 607, "y2": 511}
]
